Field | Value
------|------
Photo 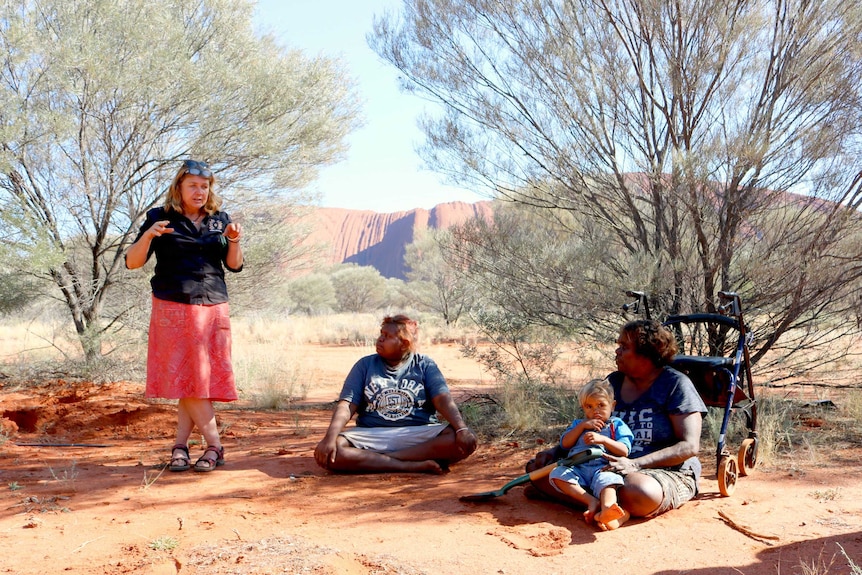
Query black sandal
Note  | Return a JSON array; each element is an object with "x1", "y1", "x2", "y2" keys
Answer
[
  {"x1": 194, "y1": 445, "x2": 225, "y2": 472},
  {"x1": 169, "y1": 444, "x2": 191, "y2": 472}
]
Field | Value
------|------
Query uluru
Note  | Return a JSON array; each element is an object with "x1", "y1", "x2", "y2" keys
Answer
[{"x1": 304, "y1": 201, "x2": 494, "y2": 279}]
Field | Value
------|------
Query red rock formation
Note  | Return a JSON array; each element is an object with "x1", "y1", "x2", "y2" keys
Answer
[{"x1": 306, "y1": 201, "x2": 494, "y2": 279}]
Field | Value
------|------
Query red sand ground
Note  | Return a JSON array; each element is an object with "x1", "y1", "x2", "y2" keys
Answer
[{"x1": 1, "y1": 343, "x2": 861, "y2": 575}]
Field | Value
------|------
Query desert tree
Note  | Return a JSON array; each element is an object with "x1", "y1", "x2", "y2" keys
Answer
[
  {"x1": 383, "y1": 277, "x2": 412, "y2": 311},
  {"x1": 371, "y1": 0, "x2": 862, "y2": 381},
  {"x1": 224, "y1": 200, "x2": 325, "y2": 315},
  {"x1": 444, "y1": 200, "x2": 621, "y2": 387},
  {"x1": 446, "y1": 200, "x2": 624, "y2": 332},
  {"x1": 0, "y1": 0, "x2": 360, "y2": 361},
  {"x1": 0, "y1": 205, "x2": 62, "y2": 314},
  {"x1": 403, "y1": 227, "x2": 474, "y2": 325},
  {"x1": 330, "y1": 264, "x2": 388, "y2": 313},
  {"x1": 286, "y1": 273, "x2": 337, "y2": 316}
]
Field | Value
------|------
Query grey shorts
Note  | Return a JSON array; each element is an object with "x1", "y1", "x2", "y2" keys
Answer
[
  {"x1": 639, "y1": 468, "x2": 698, "y2": 517},
  {"x1": 339, "y1": 423, "x2": 449, "y2": 452}
]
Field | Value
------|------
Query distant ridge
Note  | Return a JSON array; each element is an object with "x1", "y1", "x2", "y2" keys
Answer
[
  {"x1": 305, "y1": 201, "x2": 494, "y2": 279},
  {"x1": 301, "y1": 177, "x2": 846, "y2": 280}
]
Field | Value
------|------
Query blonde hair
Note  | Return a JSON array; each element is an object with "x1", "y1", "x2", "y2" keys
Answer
[
  {"x1": 381, "y1": 314, "x2": 419, "y2": 353},
  {"x1": 577, "y1": 378, "x2": 614, "y2": 407},
  {"x1": 163, "y1": 160, "x2": 222, "y2": 215}
]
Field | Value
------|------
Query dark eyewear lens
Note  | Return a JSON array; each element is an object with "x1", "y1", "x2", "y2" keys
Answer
[{"x1": 183, "y1": 160, "x2": 212, "y2": 178}]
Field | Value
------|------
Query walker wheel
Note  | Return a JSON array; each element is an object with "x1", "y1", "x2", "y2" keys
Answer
[
  {"x1": 718, "y1": 456, "x2": 738, "y2": 497},
  {"x1": 738, "y1": 438, "x2": 757, "y2": 476}
]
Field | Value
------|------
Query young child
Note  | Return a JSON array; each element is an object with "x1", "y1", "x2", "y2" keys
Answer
[{"x1": 548, "y1": 378, "x2": 634, "y2": 530}]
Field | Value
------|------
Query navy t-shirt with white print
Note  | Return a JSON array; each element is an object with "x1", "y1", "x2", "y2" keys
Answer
[
  {"x1": 339, "y1": 353, "x2": 450, "y2": 428},
  {"x1": 608, "y1": 367, "x2": 707, "y2": 479}
]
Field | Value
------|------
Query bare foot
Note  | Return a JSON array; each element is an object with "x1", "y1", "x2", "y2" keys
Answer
[
  {"x1": 583, "y1": 500, "x2": 601, "y2": 524},
  {"x1": 596, "y1": 505, "x2": 630, "y2": 531},
  {"x1": 411, "y1": 460, "x2": 445, "y2": 474}
]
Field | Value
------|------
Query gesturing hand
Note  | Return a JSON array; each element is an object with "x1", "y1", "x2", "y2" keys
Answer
[
  {"x1": 224, "y1": 222, "x2": 242, "y2": 243},
  {"x1": 148, "y1": 220, "x2": 174, "y2": 239}
]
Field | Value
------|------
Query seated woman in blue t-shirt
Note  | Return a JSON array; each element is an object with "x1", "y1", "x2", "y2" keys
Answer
[
  {"x1": 314, "y1": 315, "x2": 478, "y2": 474},
  {"x1": 525, "y1": 319, "x2": 707, "y2": 523}
]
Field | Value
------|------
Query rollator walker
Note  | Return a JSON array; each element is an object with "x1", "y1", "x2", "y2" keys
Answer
[{"x1": 623, "y1": 290, "x2": 759, "y2": 496}]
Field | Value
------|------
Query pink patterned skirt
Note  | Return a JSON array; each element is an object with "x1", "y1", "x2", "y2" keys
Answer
[{"x1": 146, "y1": 296, "x2": 238, "y2": 401}]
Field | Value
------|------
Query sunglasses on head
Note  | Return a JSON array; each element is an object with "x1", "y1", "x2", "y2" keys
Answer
[{"x1": 182, "y1": 160, "x2": 212, "y2": 178}]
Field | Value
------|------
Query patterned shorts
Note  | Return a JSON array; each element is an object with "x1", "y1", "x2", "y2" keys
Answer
[{"x1": 639, "y1": 468, "x2": 698, "y2": 517}]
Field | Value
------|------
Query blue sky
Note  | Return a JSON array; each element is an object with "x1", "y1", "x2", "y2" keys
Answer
[{"x1": 252, "y1": 0, "x2": 483, "y2": 213}]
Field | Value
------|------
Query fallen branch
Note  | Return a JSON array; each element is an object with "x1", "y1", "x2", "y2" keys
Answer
[
  {"x1": 70, "y1": 536, "x2": 106, "y2": 554},
  {"x1": 717, "y1": 510, "x2": 780, "y2": 545}
]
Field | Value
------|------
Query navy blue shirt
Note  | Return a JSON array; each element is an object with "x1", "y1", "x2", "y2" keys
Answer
[
  {"x1": 129, "y1": 207, "x2": 242, "y2": 305},
  {"x1": 609, "y1": 367, "x2": 707, "y2": 480},
  {"x1": 339, "y1": 353, "x2": 450, "y2": 428}
]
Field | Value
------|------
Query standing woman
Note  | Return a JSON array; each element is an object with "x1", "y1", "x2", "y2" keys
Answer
[{"x1": 126, "y1": 160, "x2": 244, "y2": 472}]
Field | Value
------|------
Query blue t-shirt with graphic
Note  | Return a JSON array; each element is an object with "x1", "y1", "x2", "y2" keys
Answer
[
  {"x1": 608, "y1": 366, "x2": 707, "y2": 477},
  {"x1": 339, "y1": 353, "x2": 450, "y2": 428}
]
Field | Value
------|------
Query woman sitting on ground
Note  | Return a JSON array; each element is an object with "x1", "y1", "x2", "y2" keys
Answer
[
  {"x1": 314, "y1": 314, "x2": 478, "y2": 474},
  {"x1": 526, "y1": 319, "x2": 707, "y2": 521}
]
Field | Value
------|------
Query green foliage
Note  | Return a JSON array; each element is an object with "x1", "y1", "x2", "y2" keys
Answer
[
  {"x1": 226, "y1": 202, "x2": 324, "y2": 315},
  {"x1": 0, "y1": 207, "x2": 66, "y2": 272},
  {"x1": 0, "y1": 0, "x2": 360, "y2": 360},
  {"x1": 383, "y1": 277, "x2": 412, "y2": 312},
  {"x1": 404, "y1": 228, "x2": 475, "y2": 325},
  {"x1": 148, "y1": 536, "x2": 179, "y2": 552},
  {"x1": 284, "y1": 269, "x2": 412, "y2": 317},
  {"x1": 372, "y1": 0, "x2": 862, "y2": 381},
  {"x1": 0, "y1": 272, "x2": 39, "y2": 314},
  {"x1": 330, "y1": 264, "x2": 387, "y2": 313},
  {"x1": 286, "y1": 274, "x2": 337, "y2": 315},
  {"x1": 0, "y1": 204, "x2": 64, "y2": 313},
  {"x1": 449, "y1": 202, "x2": 624, "y2": 339},
  {"x1": 459, "y1": 307, "x2": 582, "y2": 435},
  {"x1": 462, "y1": 308, "x2": 568, "y2": 386}
]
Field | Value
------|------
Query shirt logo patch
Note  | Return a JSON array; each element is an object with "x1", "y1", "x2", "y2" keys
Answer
[
  {"x1": 207, "y1": 219, "x2": 224, "y2": 232},
  {"x1": 370, "y1": 388, "x2": 415, "y2": 421}
]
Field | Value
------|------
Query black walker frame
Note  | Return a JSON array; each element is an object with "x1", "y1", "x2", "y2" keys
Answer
[{"x1": 622, "y1": 290, "x2": 759, "y2": 496}]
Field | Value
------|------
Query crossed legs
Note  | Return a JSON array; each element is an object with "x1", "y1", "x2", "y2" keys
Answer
[
  {"x1": 326, "y1": 426, "x2": 474, "y2": 474},
  {"x1": 172, "y1": 398, "x2": 222, "y2": 467}
]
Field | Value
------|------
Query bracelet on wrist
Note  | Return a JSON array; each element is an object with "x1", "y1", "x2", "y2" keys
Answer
[
  {"x1": 455, "y1": 427, "x2": 470, "y2": 434},
  {"x1": 226, "y1": 236, "x2": 240, "y2": 243}
]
